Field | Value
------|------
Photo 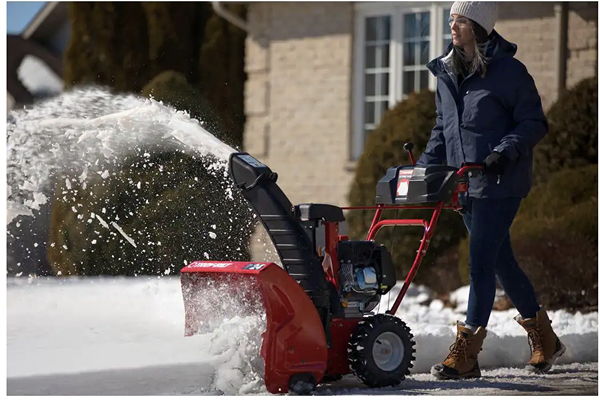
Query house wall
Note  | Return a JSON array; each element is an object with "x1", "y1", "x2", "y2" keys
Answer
[
  {"x1": 46, "y1": 20, "x2": 71, "y2": 55},
  {"x1": 496, "y1": 2, "x2": 598, "y2": 109},
  {"x1": 565, "y1": 2, "x2": 598, "y2": 89},
  {"x1": 244, "y1": 2, "x2": 354, "y2": 262}
]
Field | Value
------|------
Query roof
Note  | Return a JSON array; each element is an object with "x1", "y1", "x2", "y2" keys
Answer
[{"x1": 22, "y1": 2, "x2": 68, "y2": 42}]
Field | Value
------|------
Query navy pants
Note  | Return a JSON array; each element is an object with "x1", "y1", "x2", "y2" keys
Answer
[{"x1": 460, "y1": 197, "x2": 540, "y2": 327}]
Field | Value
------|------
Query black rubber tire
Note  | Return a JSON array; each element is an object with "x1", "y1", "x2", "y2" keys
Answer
[{"x1": 348, "y1": 314, "x2": 416, "y2": 388}]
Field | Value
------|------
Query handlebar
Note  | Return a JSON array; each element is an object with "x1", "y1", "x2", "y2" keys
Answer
[
  {"x1": 457, "y1": 163, "x2": 485, "y2": 178},
  {"x1": 402, "y1": 142, "x2": 486, "y2": 178}
]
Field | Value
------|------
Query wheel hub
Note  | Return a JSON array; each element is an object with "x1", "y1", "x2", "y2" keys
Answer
[{"x1": 372, "y1": 331, "x2": 404, "y2": 371}]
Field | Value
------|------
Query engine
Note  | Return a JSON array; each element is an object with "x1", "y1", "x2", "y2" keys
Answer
[{"x1": 336, "y1": 240, "x2": 396, "y2": 318}]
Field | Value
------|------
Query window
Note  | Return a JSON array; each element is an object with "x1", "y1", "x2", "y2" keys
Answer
[{"x1": 352, "y1": 2, "x2": 453, "y2": 160}]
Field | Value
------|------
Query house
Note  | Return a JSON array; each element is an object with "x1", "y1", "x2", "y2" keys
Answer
[
  {"x1": 7, "y1": 2, "x2": 69, "y2": 111},
  {"x1": 217, "y1": 1, "x2": 598, "y2": 261}
]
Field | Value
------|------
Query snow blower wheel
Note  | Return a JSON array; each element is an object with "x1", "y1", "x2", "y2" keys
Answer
[{"x1": 348, "y1": 314, "x2": 416, "y2": 388}]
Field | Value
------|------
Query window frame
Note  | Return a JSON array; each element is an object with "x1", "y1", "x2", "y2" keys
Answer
[{"x1": 352, "y1": 1, "x2": 453, "y2": 160}]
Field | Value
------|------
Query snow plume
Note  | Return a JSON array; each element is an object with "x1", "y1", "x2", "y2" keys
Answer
[
  {"x1": 6, "y1": 86, "x2": 256, "y2": 277},
  {"x1": 7, "y1": 86, "x2": 236, "y2": 224}
]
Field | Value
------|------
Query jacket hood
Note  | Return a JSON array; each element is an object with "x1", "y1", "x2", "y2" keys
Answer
[{"x1": 426, "y1": 30, "x2": 517, "y2": 77}]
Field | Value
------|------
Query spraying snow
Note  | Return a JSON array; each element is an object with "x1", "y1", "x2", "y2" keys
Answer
[
  {"x1": 7, "y1": 87, "x2": 597, "y2": 396},
  {"x1": 7, "y1": 86, "x2": 236, "y2": 224},
  {"x1": 7, "y1": 86, "x2": 255, "y2": 278}
]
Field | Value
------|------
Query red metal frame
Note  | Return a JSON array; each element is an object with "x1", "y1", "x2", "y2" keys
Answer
[
  {"x1": 331, "y1": 164, "x2": 481, "y2": 316},
  {"x1": 319, "y1": 165, "x2": 482, "y2": 376}
]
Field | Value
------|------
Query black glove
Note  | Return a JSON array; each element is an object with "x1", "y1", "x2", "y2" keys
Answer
[{"x1": 483, "y1": 151, "x2": 509, "y2": 175}]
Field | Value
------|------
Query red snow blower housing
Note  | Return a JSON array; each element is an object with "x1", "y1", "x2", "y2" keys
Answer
[{"x1": 180, "y1": 143, "x2": 484, "y2": 394}]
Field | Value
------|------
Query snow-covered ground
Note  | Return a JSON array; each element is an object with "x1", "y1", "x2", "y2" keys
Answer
[{"x1": 7, "y1": 276, "x2": 598, "y2": 395}]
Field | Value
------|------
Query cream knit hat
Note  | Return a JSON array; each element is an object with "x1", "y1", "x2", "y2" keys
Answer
[{"x1": 450, "y1": 1, "x2": 499, "y2": 35}]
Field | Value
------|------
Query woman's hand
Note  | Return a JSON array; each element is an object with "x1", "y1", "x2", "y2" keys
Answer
[{"x1": 483, "y1": 151, "x2": 509, "y2": 175}]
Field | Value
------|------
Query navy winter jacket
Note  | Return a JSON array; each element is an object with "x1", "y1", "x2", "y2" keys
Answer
[{"x1": 417, "y1": 31, "x2": 548, "y2": 199}]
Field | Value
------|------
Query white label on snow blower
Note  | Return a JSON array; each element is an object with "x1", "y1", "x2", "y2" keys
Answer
[
  {"x1": 189, "y1": 262, "x2": 233, "y2": 269},
  {"x1": 396, "y1": 169, "x2": 413, "y2": 197},
  {"x1": 397, "y1": 180, "x2": 409, "y2": 196},
  {"x1": 396, "y1": 169, "x2": 414, "y2": 196}
]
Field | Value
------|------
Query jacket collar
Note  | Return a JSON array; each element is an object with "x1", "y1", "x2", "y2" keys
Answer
[{"x1": 426, "y1": 31, "x2": 517, "y2": 77}]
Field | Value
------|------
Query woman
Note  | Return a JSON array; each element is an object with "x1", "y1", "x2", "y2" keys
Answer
[{"x1": 416, "y1": 1, "x2": 566, "y2": 380}]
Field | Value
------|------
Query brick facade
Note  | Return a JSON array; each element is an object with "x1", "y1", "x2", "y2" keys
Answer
[
  {"x1": 244, "y1": 2, "x2": 354, "y2": 262},
  {"x1": 243, "y1": 1, "x2": 597, "y2": 263},
  {"x1": 566, "y1": 2, "x2": 598, "y2": 89}
]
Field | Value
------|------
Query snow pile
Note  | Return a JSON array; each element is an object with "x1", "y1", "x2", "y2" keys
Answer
[
  {"x1": 18, "y1": 55, "x2": 63, "y2": 97},
  {"x1": 203, "y1": 315, "x2": 266, "y2": 395},
  {"x1": 179, "y1": 277, "x2": 268, "y2": 394},
  {"x1": 7, "y1": 86, "x2": 236, "y2": 224}
]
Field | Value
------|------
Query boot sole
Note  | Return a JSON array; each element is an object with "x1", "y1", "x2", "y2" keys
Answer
[
  {"x1": 526, "y1": 341, "x2": 567, "y2": 374},
  {"x1": 431, "y1": 364, "x2": 481, "y2": 380}
]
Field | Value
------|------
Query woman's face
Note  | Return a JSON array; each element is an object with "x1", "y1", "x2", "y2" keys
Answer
[{"x1": 450, "y1": 14, "x2": 475, "y2": 47}]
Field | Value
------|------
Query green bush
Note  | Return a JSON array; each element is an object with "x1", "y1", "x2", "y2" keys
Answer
[
  {"x1": 457, "y1": 165, "x2": 598, "y2": 310},
  {"x1": 346, "y1": 90, "x2": 468, "y2": 289},
  {"x1": 63, "y1": 2, "x2": 153, "y2": 91},
  {"x1": 534, "y1": 76, "x2": 598, "y2": 182},
  {"x1": 47, "y1": 150, "x2": 254, "y2": 276}
]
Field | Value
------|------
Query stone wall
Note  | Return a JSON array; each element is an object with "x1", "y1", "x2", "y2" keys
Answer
[
  {"x1": 566, "y1": 2, "x2": 598, "y2": 89},
  {"x1": 496, "y1": 2, "x2": 597, "y2": 107},
  {"x1": 244, "y1": 2, "x2": 354, "y2": 262}
]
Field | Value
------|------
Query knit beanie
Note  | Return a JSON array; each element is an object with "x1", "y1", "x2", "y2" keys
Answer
[{"x1": 450, "y1": 1, "x2": 499, "y2": 35}]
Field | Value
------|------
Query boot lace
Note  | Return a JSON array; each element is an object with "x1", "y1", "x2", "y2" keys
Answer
[
  {"x1": 448, "y1": 336, "x2": 469, "y2": 362},
  {"x1": 527, "y1": 326, "x2": 544, "y2": 355}
]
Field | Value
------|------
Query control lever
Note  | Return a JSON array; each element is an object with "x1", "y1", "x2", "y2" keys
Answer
[{"x1": 403, "y1": 142, "x2": 415, "y2": 165}]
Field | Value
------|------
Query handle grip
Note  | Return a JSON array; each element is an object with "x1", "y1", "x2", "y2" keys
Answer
[{"x1": 403, "y1": 142, "x2": 415, "y2": 165}]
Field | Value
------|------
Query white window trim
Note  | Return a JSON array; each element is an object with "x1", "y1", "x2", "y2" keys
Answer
[{"x1": 352, "y1": 1, "x2": 453, "y2": 160}]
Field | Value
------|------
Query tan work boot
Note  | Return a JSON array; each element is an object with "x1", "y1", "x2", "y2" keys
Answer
[
  {"x1": 431, "y1": 322, "x2": 487, "y2": 380},
  {"x1": 515, "y1": 307, "x2": 566, "y2": 373}
]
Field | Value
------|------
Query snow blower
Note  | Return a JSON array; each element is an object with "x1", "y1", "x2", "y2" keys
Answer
[{"x1": 180, "y1": 142, "x2": 485, "y2": 394}]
